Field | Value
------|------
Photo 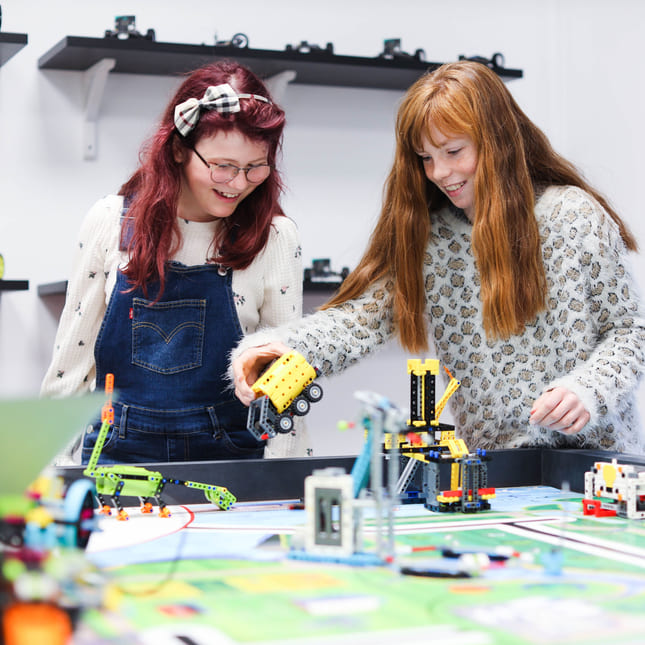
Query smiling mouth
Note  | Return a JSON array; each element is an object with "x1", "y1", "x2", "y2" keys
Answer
[
  {"x1": 444, "y1": 181, "x2": 466, "y2": 193},
  {"x1": 214, "y1": 188, "x2": 239, "y2": 199}
]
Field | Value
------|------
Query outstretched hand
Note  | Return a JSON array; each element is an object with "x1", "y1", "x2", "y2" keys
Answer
[
  {"x1": 232, "y1": 341, "x2": 293, "y2": 406},
  {"x1": 529, "y1": 386, "x2": 590, "y2": 435}
]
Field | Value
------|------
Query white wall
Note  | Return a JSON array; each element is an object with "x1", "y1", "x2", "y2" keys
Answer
[{"x1": 1, "y1": 0, "x2": 644, "y2": 456}]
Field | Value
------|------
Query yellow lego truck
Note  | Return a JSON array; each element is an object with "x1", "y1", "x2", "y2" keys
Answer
[{"x1": 246, "y1": 351, "x2": 323, "y2": 441}]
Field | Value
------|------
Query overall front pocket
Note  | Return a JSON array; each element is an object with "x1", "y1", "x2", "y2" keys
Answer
[{"x1": 132, "y1": 298, "x2": 206, "y2": 374}]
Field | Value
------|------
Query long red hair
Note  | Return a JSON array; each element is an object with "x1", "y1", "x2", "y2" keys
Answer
[
  {"x1": 119, "y1": 60, "x2": 286, "y2": 296},
  {"x1": 325, "y1": 60, "x2": 637, "y2": 351}
]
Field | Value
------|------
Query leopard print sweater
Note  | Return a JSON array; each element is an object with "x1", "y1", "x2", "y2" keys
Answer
[{"x1": 234, "y1": 186, "x2": 645, "y2": 452}]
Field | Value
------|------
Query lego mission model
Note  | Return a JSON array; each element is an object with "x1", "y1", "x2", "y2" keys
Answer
[
  {"x1": 289, "y1": 358, "x2": 496, "y2": 571},
  {"x1": 391, "y1": 359, "x2": 495, "y2": 512},
  {"x1": 83, "y1": 374, "x2": 236, "y2": 520},
  {"x1": 583, "y1": 458, "x2": 645, "y2": 519}
]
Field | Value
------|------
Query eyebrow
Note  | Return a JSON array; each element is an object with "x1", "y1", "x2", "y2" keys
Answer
[{"x1": 206, "y1": 156, "x2": 269, "y2": 166}]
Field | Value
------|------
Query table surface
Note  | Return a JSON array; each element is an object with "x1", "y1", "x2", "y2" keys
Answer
[{"x1": 70, "y1": 478, "x2": 645, "y2": 645}]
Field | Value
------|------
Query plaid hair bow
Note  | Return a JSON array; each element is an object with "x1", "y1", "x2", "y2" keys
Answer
[{"x1": 174, "y1": 84, "x2": 271, "y2": 136}]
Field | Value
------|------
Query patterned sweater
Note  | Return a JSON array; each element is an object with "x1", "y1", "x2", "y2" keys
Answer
[
  {"x1": 234, "y1": 186, "x2": 645, "y2": 453},
  {"x1": 41, "y1": 194, "x2": 308, "y2": 458}
]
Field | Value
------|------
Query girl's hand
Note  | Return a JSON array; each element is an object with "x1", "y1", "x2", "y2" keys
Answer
[
  {"x1": 232, "y1": 342, "x2": 292, "y2": 406},
  {"x1": 529, "y1": 386, "x2": 590, "y2": 434}
]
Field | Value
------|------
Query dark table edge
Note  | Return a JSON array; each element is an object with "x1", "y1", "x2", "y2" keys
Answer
[{"x1": 55, "y1": 448, "x2": 645, "y2": 505}]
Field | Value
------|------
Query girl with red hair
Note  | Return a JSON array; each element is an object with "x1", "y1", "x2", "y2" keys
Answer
[
  {"x1": 42, "y1": 61, "x2": 307, "y2": 464},
  {"x1": 233, "y1": 60, "x2": 645, "y2": 454}
]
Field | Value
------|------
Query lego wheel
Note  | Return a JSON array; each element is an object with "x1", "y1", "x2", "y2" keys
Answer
[
  {"x1": 231, "y1": 32, "x2": 249, "y2": 48},
  {"x1": 277, "y1": 415, "x2": 294, "y2": 433},
  {"x1": 305, "y1": 383, "x2": 323, "y2": 403},
  {"x1": 62, "y1": 479, "x2": 96, "y2": 548},
  {"x1": 293, "y1": 397, "x2": 310, "y2": 416}
]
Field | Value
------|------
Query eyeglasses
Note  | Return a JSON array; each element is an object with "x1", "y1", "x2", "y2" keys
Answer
[{"x1": 191, "y1": 147, "x2": 272, "y2": 184}]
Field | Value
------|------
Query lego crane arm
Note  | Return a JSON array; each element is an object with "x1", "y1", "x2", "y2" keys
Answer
[
  {"x1": 433, "y1": 368, "x2": 460, "y2": 424},
  {"x1": 83, "y1": 374, "x2": 114, "y2": 474}
]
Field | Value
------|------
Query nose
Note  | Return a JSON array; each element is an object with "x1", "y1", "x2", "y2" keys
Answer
[
  {"x1": 430, "y1": 157, "x2": 451, "y2": 183},
  {"x1": 226, "y1": 170, "x2": 251, "y2": 191}
]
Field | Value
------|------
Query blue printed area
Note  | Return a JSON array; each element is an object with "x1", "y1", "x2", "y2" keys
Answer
[
  {"x1": 85, "y1": 487, "x2": 582, "y2": 569},
  {"x1": 87, "y1": 528, "x2": 276, "y2": 569}
]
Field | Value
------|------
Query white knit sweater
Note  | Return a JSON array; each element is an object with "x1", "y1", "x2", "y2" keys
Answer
[
  {"x1": 41, "y1": 194, "x2": 309, "y2": 457},
  {"x1": 234, "y1": 186, "x2": 645, "y2": 453}
]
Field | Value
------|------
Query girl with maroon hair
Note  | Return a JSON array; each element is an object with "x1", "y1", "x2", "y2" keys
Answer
[{"x1": 42, "y1": 61, "x2": 308, "y2": 464}]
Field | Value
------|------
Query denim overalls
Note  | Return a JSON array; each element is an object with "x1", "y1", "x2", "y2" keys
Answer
[{"x1": 81, "y1": 221, "x2": 264, "y2": 465}]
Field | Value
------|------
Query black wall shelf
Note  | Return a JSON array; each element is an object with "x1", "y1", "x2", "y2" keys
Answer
[
  {"x1": 38, "y1": 36, "x2": 523, "y2": 90},
  {"x1": 38, "y1": 278, "x2": 341, "y2": 297},
  {"x1": 0, "y1": 279, "x2": 29, "y2": 292},
  {"x1": 37, "y1": 281, "x2": 67, "y2": 297},
  {"x1": 303, "y1": 279, "x2": 344, "y2": 292},
  {"x1": 0, "y1": 32, "x2": 28, "y2": 67}
]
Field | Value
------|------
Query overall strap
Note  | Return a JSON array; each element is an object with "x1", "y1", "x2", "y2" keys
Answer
[{"x1": 119, "y1": 195, "x2": 134, "y2": 251}]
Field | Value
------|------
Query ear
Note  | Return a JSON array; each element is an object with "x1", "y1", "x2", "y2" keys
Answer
[{"x1": 172, "y1": 135, "x2": 188, "y2": 164}]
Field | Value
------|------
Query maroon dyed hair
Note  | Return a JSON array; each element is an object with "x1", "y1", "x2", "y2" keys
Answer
[{"x1": 119, "y1": 60, "x2": 286, "y2": 295}]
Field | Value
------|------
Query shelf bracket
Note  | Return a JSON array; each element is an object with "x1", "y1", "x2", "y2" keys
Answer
[
  {"x1": 82, "y1": 57, "x2": 116, "y2": 160},
  {"x1": 264, "y1": 69, "x2": 296, "y2": 103}
]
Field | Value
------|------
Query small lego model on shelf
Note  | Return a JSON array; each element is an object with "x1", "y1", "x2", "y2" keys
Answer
[
  {"x1": 303, "y1": 258, "x2": 350, "y2": 285},
  {"x1": 582, "y1": 458, "x2": 645, "y2": 519},
  {"x1": 378, "y1": 38, "x2": 426, "y2": 62},
  {"x1": 246, "y1": 351, "x2": 323, "y2": 440},
  {"x1": 285, "y1": 41, "x2": 334, "y2": 55},
  {"x1": 215, "y1": 32, "x2": 249, "y2": 48},
  {"x1": 104, "y1": 15, "x2": 155, "y2": 41},
  {"x1": 83, "y1": 374, "x2": 236, "y2": 520},
  {"x1": 458, "y1": 52, "x2": 507, "y2": 71}
]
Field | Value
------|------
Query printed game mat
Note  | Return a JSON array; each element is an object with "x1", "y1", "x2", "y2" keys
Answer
[{"x1": 72, "y1": 486, "x2": 645, "y2": 645}]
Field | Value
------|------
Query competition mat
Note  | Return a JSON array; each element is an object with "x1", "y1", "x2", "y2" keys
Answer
[{"x1": 72, "y1": 485, "x2": 645, "y2": 645}]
